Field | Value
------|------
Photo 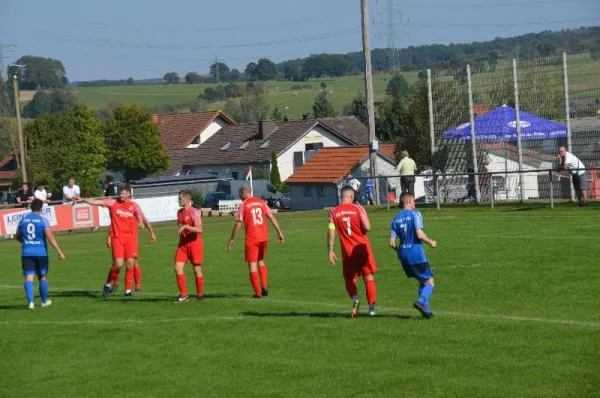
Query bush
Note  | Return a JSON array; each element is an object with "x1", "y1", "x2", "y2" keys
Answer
[{"x1": 189, "y1": 189, "x2": 204, "y2": 208}]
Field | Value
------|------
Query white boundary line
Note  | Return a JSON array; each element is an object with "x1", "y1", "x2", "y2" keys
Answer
[{"x1": 1, "y1": 285, "x2": 599, "y2": 328}]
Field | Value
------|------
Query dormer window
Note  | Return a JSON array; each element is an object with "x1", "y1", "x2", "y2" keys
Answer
[
  {"x1": 260, "y1": 140, "x2": 270, "y2": 149},
  {"x1": 220, "y1": 142, "x2": 232, "y2": 151},
  {"x1": 239, "y1": 141, "x2": 251, "y2": 150}
]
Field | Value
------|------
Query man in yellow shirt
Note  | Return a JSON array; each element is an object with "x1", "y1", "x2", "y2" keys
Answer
[{"x1": 397, "y1": 151, "x2": 417, "y2": 196}]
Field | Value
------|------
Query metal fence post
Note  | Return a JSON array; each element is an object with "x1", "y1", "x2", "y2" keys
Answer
[
  {"x1": 562, "y1": 52, "x2": 576, "y2": 202},
  {"x1": 427, "y1": 69, "x2": 438, "y2": 203},
  {"x1": 435, "y1": 176, "x2": 440, "y2": 210},
  {"x1": 549, "y1": 170, "x2": 554, "y2": 209},
  {"x1": 466, "y1": 65, "x2": 481, "y2": 203},
  {"x1": 512, "y1": 59, "x2": 525, "y2": 203},
  {"x1": 386, "y1": 177, "x2": 390, "y2": 211},
  {"x1": 490, "y1": 178, "x2": 495, "y2": 209}
]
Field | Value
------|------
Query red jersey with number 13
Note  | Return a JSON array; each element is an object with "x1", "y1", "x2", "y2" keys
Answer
[
  {"x1": 237, "y1": 197, "x2": 272, "y2": 244},
  {"x1": 329, "y1": 203, "x2": 372, "y2": 261}
]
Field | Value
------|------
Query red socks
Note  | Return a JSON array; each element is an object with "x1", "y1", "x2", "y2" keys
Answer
[
  {"x1": 345, "y1": 279, "x2": 358, "y2": 298},
  {"x1": 249, "y1": 272, "x2": 262, "y2": 296},
  {"x1": 258, "y1": 265, "x2": 268, "y2": 288},
  {"x1": 134, "y1": 265, "x2": 142, "y2": 289},
  {"x1": 195, "y1": 275, "x2": 204, "y2": 297},
  {"x1": 125, "y1": 269, "x2": 134, "y2": 292},
  {"x1": 365, "y1": 279, "x2": 377, "y2": 305},
  {"x1": 107, "y1": 266, "x2": 120, "y2": 285},
  {"x1": 177, "y1": 274, "x2": 187, "y2": 297}
]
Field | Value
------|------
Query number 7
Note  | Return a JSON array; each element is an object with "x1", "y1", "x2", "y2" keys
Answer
[{"x1": 342, "y1": 217, "x2": 351, "y2": 236}]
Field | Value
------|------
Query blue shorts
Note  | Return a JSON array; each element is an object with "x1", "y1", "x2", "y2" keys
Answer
[
  {"x1": 401, "y1": 261, "x2": 433, "y2": 281},
  {"x1": 21, "y1": 256, "x2": 49, "y2": 277}
]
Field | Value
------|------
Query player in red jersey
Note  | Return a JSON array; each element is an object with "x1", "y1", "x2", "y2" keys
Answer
[
  {"x1": 105, "y1": 210, "x2": 151, "y2": 294},
  {"x1": 173, "y1": 190, "x2": 205, "y2": 303},
  {"x1": 228, "y1": 184, "x2": 284, "y2": 298},
  {"x1": 77, "y1": 183, "x2": 156, "y2": 298},
  {"x1": 327, "y1": 185, "x2": 378, "y2": 317}
]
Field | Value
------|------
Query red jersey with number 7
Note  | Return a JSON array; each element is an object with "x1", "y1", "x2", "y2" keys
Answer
[
  {"x1": 329, "y1": 203, "x2": 372, "y2": 261},
  {"x1": 237, "y1": 197, "x2": 272, "y2": 244}
]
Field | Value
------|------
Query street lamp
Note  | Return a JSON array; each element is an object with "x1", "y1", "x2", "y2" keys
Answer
[{"x1": 8, "y1": 63, "x2": 27, "y2": 183}]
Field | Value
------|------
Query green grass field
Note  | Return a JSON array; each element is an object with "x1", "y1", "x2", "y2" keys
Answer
[
  {"x1": 66, "y1": 73, "x2": 416, "y2": 118},
  {"x1": 1, "y1": 205, "x2": 599, "y2": 396}
]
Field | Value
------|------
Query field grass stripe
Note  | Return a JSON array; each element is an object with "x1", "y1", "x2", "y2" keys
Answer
[{"x1": 0, "y1": 315, "x2": 249, "y2": 326}]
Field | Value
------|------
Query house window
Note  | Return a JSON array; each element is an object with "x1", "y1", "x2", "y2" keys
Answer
[
  {"x1": 231, "y1": 171, "x2": 239, "y2": 180},
  {"x1": 293, "y1": 152, "x2": 304, "y2": 171},
  {"x1": 260, "y1": 140, "x2": 270, "y2": 149},
  {"x1": 305, "y1": 142, "x2": 323, "y2": 151},
  {"x1": 220, "y1": 142, "x2": 231, "y2": 151},
  {"x1": 317, "y1": 186, "x2": 326, "y2": 197},
  {"x1": 239, "y1": 141, "x2": 251, "y2": 150},
  {"x1": 303, "y1": 186, "x2": 312, "y2": 197}
]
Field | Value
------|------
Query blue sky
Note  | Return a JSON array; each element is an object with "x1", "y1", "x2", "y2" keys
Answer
[{"x1": 1, "y1": 0, "x2": 598, "y2": 81}]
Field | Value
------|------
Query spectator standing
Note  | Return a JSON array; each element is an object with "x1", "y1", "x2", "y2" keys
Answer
[
  {"x1": 557, "y1": 145, "x2": 588, "y2": 207},
  {"x1": 62, "y1": 178, "x2": 81, "y2": 204},
  {"x1": 33, "y1": 182, "x2": 52, "y2": 205},
  {"x1": 364, "y1": 173, "x2": 375, "y2": 205},
  {"x1": 345, "y1": 173, "x2": 361, "y2": 204},
  {"x1": 17, "y1": 183, "x2": 34, "y2": 208},
  {"x1": 397, "y1": 151, "x2": 417, "y2": 196},
  {"x1": 105, "y1": 175, "x2": 118, "y2": 197}
]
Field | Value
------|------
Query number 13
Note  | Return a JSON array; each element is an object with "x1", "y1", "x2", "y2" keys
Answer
[{"x1": 251, "y1": 208, "x2": 264, "y2": 225}]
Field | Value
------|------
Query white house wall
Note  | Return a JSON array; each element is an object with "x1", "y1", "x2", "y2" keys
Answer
[
  {"x1": 487, "y1": 153, "x2": 541, "y2": 200},
  {"x1": 279, "y1": 125, "x2": 351, "y2": 182},
  {"x1": 201, "y1": 118, "x2": 228, "y2": 145}
]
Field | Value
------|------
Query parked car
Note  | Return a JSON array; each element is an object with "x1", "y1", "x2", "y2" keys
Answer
[
  {"x1": 203, "y1": 191, "x2": 234, "y2": 210},
  {"x1": 261, "y1": 183, "x2": 291, "y2": 210}
]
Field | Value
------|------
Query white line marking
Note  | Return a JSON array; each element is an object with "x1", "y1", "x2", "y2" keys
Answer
[
  {"x1": 1, "y1": 286, "x2": 598, "y2": 329},
  {"x1": 476, "y1": 235, "x2": 596, "y2": 239},
  {"x1": 449, "y1": 264, "x2": 483, "y2": 269}
]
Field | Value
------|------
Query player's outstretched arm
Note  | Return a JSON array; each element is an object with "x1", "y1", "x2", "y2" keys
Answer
[
  {"x1": 416, "y1": 229, "x2": 437, "y2": 248},
  {"x1": 77, "y1": 197, "x2": 105, "y2": 206},
  {"x1": 266, "y1": 213, "x2": 284, "y2": 243},
  {"x1": 44, "y1": 229, "x2": 65, "y2": 260},
  {"x1": 228, "y1": 221, "x2": 242, "y2": 250}
]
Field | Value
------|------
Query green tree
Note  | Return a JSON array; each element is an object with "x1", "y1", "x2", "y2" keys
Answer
[
  {"x1": 343, "y1": 92, "x2": 368, "y2": 125},
  {"x1": 312, "y1": 91, "x2": 336, "y2": 118},
  {"x1": 102, "y1": 104, "x2": 170, "y2": 181},
  {"x1": 22, "y1": 88, "x2": 77, "y2": 118},
  {"x1": 270, "y1": 150, "x2": 282, "y2": 188},
  {"x1": 271, "y1": 106, "x2": 285, "y2": 121},
  {"x1": 24, "y1": 104, "x2": 107, "y2": 196},
  {"x1": 185, "y1": 72, "x2": 202, "y2": 84},
  {"x1": 320, "y1": 81, "x2": 327, "y2": 90},
  {"x1": 126, "y1": 77, "x2": 134, "y2": 86},
  {"x1": 210, "y1": 62, "x2": 230, "y2": 82},
  {"x1": 386, "y1": 74, "x2": 411, "y2": 103},
  {"x1": 254, "y1": 58, "x2": 277, "y2": 81},
  {"x1": 229, "y1": 68, "x2": 242, "y2": 81},
  {"x1": 189, "y1": 98, "x2": 207, "y2": 112},
  {"x1": 14, "y1": 56, "x2": 68, "y2": 90},
  {"x1": 163, "y1": 72, "x2": 179, "y2": 85},
  {"x1": 244, "y1": 62, "x2": 257, "y2": 79},
  {"x1": 488, "y1": 51, "x2": 499, "y2": 72},
  {"x1": 241, "y1": 93, "x2": 270, "y2": 123}
]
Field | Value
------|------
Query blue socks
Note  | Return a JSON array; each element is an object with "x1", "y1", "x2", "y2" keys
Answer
[
  {"x1": 24, "y1": 280, "x2": 34, "y2": 304},
  {"x1": 39, "y1": 280, "x2": 48, "y2": 303},
  {"x1": 418, "y1": 284, "x2": 434, "y2": 307}
]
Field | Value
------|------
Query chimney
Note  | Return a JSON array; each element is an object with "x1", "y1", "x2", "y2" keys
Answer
[
  {"x1": 258, "y1": 120, "x2": 277, "y2": 139},
  {"x1": 302, "y1": 113, "x2": 310, "y2": 121}
]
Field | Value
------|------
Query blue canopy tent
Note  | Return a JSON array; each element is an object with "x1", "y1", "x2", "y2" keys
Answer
[{"x1": 442, "y1": 104, "x2": 567, "y2": 143}]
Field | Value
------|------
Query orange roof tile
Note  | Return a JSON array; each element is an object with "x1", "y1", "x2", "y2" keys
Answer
[
  {"x1": 154, "y1": 111, "x2": 236, "y2": 151},
  {"x1": 0, "y1": 171, "x2": 17, "y2": 179},
  {"x1": 285, "y1": 146, "x2": 395, "y2": 184}
]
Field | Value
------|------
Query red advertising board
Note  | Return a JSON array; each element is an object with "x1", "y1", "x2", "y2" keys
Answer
[{"x1": 0, "y1": 204, "x2": 100, "y2": 236}]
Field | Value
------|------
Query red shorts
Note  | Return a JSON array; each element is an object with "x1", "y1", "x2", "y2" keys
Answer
[
  {"x1": 175, "y1": 240, "x2": 204, "y2": 265},
  {"x1": 111, "y1": 237, "x2": 138, "y2": 260},
  {"x1": 245, "y1": 241, "x2": 268, "y2": 263},
  {"x1": 342, "y1": 250, "x2": 378, "y2": 281}
]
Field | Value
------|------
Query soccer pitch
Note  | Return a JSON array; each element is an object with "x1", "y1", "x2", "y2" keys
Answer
[{"x1": 1, "y1": 205, "x2": 599, "y2": 396}]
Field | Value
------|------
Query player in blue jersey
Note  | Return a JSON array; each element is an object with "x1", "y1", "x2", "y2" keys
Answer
[
  {"x1": 389, "y1": 192, "x2": 437, "y2": 319},
  {"x1": 15, "y1": 199, "x2": 65, "y2": 310}
]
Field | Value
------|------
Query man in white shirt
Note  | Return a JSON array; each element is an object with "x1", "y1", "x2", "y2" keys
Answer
[
  {"x1": 344, "y1": 173, "x2": 361, "y2": 204},
  {"x1": 397, "y1": 150, "x2": 417, "y2": 196},
  {"x1": 557, "y1": 145, "x2": 587, "y2": 207},
  {"x1": 33, "y1": 182, "x2": 52, "y2": 204},
  {"x1": 63, "y1": 177, "x2": 81, "y2": 205}
]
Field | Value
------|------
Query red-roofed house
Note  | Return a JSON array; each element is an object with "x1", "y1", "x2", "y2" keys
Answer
[
  {"x1": 285, "y1": 144, "x2": 404, "y2": 210},
  {"x1": 0, "y1": 149, "x2": 19, "y2": 192},
  {"x1": 153, "y1": 110, "x2": 236, "y2": 151}
]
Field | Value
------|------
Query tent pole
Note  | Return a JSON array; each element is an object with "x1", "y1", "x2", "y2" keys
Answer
[
  {"x1": 512, "y1": 59, "x2": 525, "y2": 203},
  {"x1": 563, "y1": 52, "x2": 576, "y2": 202},
  {"x1": 466, "y1": 64, "x2": 481, "y2": 203}
]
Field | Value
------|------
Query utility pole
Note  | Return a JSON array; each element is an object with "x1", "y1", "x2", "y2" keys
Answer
[
  {"x1": 9, "y1": 64, "x2": 27, "y2": 183},
  {"x1": 361, "y1": 0, "x2": 379, "y2": 204}
]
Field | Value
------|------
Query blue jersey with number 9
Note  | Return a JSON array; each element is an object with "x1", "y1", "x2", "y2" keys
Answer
[
  {"x1": 390, "y1": 209, "x2": 427, "y2": 265},
  {"x1": 18, "y1": 213, "x2": 50, "y2": 257}
]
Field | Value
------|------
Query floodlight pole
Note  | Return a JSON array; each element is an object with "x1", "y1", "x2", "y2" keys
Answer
[
  {"x1": 361, "y1": 0, "x2": 379, "y2": 204},
  {"x1": 10, "y1": 64, "x2": 27, "y2": 183}
]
